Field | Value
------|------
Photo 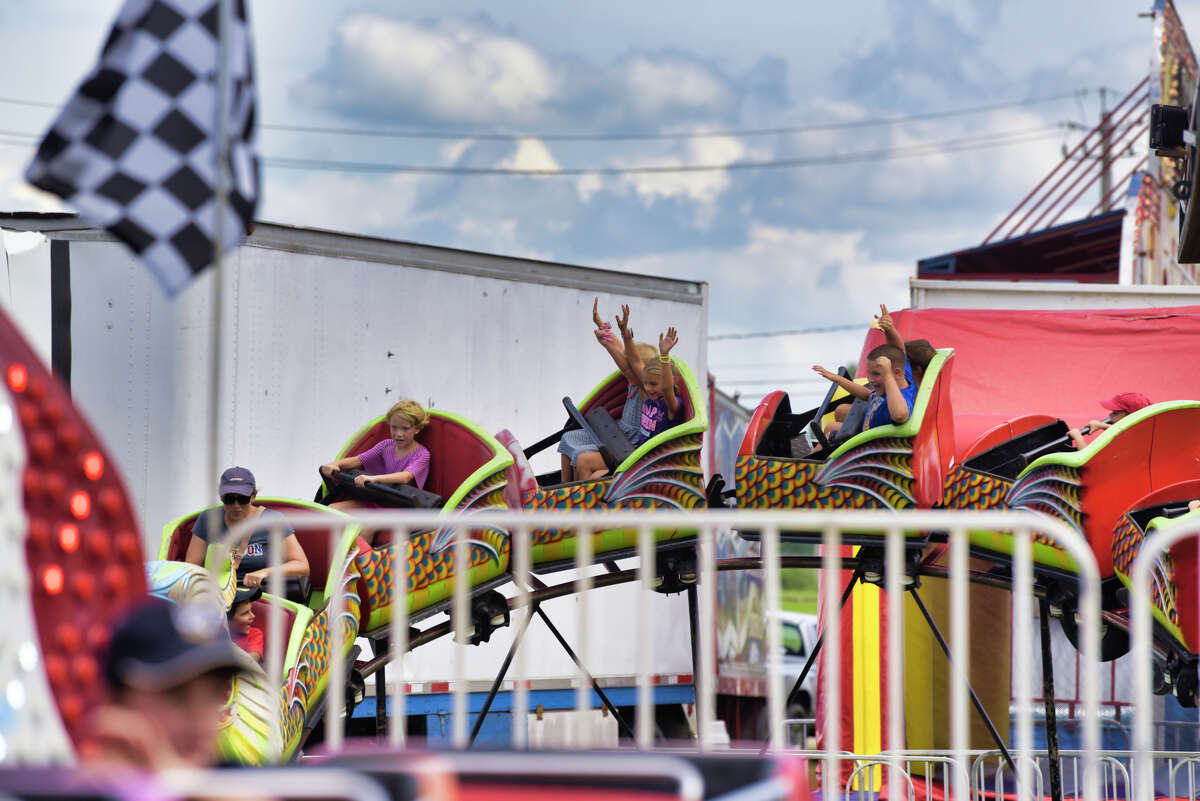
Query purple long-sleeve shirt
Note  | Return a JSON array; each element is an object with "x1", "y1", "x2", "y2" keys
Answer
[{"x1": 356, "y1": 440, "x2": 431, "y2": 489}]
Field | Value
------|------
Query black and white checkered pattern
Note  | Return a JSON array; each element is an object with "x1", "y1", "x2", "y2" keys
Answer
[{"x1": 25, "y1": 0, "x2": 259, "y2": 295}]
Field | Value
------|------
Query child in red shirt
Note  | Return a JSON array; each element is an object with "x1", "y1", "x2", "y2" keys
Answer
[{"x1": 228, "y1": 587, "x2": 264, "y2": 664}]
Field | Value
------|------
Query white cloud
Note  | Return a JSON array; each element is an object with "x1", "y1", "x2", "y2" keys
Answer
[
  {"x1": 306, "y1": 15, "x2": 561, "y2": 124},
  {"x1": 575, "y1": 173, "x2": 604, "y2": 203},
  {"x1": 601, "y1": 222, "x2": 911, "y2": 408},
  {"x1": 607, "y1": 221, "x2": 909, "y2": 324},
  {"x1": 261, "y1": 171, "x2": 424, "y2": 234},
  {"x1": 299, "y1": 13, "x2": 770, "y2": 130},
  {"x1": 498, "y1": 138, "x2": 560, "y2": 171},
  {"x1": 452, "y1": 216, "x2": 552, "y2": 261},
  {"x1": 612, "y1": 135, "x2": 754, "y2": 225},
  {"x1": 621, "y1": 55, "x2": 736, "y2": 118},
  {"x1": 438, "y1": 138, "x2": 476, "y2": 164}
]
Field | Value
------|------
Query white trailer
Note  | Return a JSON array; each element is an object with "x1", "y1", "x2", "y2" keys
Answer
[
  {"x1": 1, "y1": 214, "x2": 707, "y2": 536},
  {"x1": 1, "y1": 213, "x2": 709, "y2": 745}
]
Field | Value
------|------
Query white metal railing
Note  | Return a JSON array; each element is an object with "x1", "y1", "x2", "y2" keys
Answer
[
  {"x1": 1131, "y1": 513, "x2": 1200, "y2": 801},
  {"x1": 223, "y1": 508, "x2": 1103, "y2": 798}
]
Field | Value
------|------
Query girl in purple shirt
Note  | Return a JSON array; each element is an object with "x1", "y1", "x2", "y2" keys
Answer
[{"x1": 320, "y1": 400, "x2": 432, "y2": 532}]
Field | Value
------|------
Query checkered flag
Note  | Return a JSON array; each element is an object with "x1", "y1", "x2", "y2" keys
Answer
[{"x1": 25, "y1": 0, "x2": 259, "y2": 295}]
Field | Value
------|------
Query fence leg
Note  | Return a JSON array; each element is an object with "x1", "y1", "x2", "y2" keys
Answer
[
  {"x1": 535, "y1": 605, "x2": 637, "y2": 740},
  {"x1": 468, "y1": 602, "x2": 538, "y2": 746},
  {"x1": 758, "y1": 570, "x2": 861, "y2": 756},
  {"x1": 687, "y1": 581, "x2": 701, "y2": 707},
  {"x1": 1039, "y1": 596, "x2": 1064, "y2": 801},
  {"x1": 375, "y1": 641, "x2": 388, "y2": 738},
  {"x1": 908, "y1": 585, "x2": 1017, "y2": 774}
]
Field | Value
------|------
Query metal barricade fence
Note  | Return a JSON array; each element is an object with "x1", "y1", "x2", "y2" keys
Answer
[
  {"x1": 1132, "y1": 514, "x2": 1200, "y2": 801},
  {"x1": 1156, "y1": 719, "x2": 1200, "y2": 752},
  {"x1": 224, "y1": 508, "x2": 1102, "y2": 799},
  {"x1": 783, "y1": 718, "x2": 816, "y2": 747}
]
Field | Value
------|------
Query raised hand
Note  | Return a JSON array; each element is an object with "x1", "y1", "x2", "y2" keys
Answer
[
  {"x1": 659, "y1": 327, "x2": 678, "y2": 354},
  {"x1": 616, "y1": 304, "x2": 632, "y2": 337},
  {"x1": 812, "y1": 365, "x2": 836, "y2": 380},
  {"x1": 876, "y1": 355, "x2": 892, "y2": 372},
  {"x1": 876, "y1": 303, "x2": 896, "y2": 335}
]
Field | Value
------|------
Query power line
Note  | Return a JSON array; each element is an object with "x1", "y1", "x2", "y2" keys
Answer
[
  {"x1": 260, "y1": 124, "x2": 1063, "y2": 177},
  {"x1": 0, "y1": 89, "x2": 1088, "y2": 142},
  {"x1": 0, "y1": 121, "x2": 1084, "y2": 179},
  {"x1": 709, "y1": 323, "x2": 868, "y2": 340}
]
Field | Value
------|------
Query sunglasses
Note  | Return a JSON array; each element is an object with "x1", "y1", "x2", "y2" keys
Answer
[{"x1": 221, "y1": 493, "x2": 253, "y2": 506}]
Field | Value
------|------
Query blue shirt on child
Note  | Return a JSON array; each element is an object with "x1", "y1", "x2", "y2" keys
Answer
[{"x1": 862, "y1": 359, "x2": 917, "y2": 430}]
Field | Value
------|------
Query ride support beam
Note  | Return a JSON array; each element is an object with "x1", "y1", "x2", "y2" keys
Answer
[
  {"x1": 534, "y1": 605, "x2": 637, "y2": 740},
  {"x1": 468, "y1": 603, "x2": 538, "y2": 746}
]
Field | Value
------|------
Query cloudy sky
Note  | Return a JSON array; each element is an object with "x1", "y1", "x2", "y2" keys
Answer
[{"x1": 0, "y1": 0, "x2": 1189, "y2": 407}]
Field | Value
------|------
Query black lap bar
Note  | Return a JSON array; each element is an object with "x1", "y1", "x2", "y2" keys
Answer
[{"x1": 329, "y1": 469, "x2": 445, "y2": 509}]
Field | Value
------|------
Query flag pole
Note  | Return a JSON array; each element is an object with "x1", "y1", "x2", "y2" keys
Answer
[{"x1": 208, "y1": 0, "x2": 232, "y2": 503}]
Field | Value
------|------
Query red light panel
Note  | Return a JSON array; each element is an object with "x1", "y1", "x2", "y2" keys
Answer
[
  {"x1": 6, "y1": 364, "x2": 27, "y2": 393},
  {"x1": 3, "y1": 304, "x2": 147, "y2": 750},
  {"x1": 82, "y1": 452, "x2": 103, "y2": 480},
  {"x1": 42, "y1": 566, "x2": 64, "y2": 595},
  {"x1": 68, "y1": 491, "x2": 90, "y2": 520},
  {"x1": 58, "y1": 525, "x2": 79, "y2": 553}
]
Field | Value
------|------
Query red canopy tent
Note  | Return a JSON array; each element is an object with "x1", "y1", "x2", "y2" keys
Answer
[{"x1": 857, "y1": 305, "x2": 1200, "y2": 456}]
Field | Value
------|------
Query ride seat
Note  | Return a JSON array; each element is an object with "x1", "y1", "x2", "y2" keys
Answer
[
  {"x1": 249, "y1": 596, "x2": 297, "y2": 653},
  {"x1": 581, "y1": 379, "x2": 631, "y2": 422},
  {"x1": 580, "y1": 375, "x2": 695, "y2": 429},
  {"x1": 673, "y1": 376, "x2": 694, "y2": 423},
  {"x1": 418, "y1": 416, "x2": 497, "y2": 499},
  {"x1": 336, "y1": 412, "x2": 499, "y2": 508},
  {"x1": 162, "y1": 513, "x2": 200, "y2": 562}
]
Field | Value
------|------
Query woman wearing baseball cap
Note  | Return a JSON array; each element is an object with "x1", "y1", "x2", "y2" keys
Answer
[
  {"x1": 1068, "y1": 392, "x2": 1152, "y2": 449},
  {"x1": 182, "y1": 466, "x2": 309, "y2": 591}
]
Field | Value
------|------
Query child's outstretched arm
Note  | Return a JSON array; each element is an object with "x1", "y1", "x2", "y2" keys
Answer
[
  {"x1": 321, "y1": 455, "x2": 364, "y2": 477},
  {"x1": 619, "y1": 305, "x2": 647, "y2": 391},
  {"x1": 812, "y1": 365, "x2": 871, "y2": 400},
  {"x1": 876, "y1": 304, "x2": 905, "y2": 351},
  {"x1": 593, "y1": 297, "x2": 638, "y2": 383},
  {"x1": 878, "y1": 355, "x2": 911, "y2": 424},
  {"x1": 659, "y1": 327, "x2": 680, "y2": 417}
]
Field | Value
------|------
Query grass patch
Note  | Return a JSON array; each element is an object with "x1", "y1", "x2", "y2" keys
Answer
[
  {"x1": 781, "y1": 567, "x2": 818, "y2": 614},
  {"x1": 781, "y1": 587, "x2": 818, "y2": 614}
]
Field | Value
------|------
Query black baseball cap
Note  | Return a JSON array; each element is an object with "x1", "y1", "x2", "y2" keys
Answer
[
  {"x1": 227, "y1": 586, "x2": 263, "y2": 618},
  {"x1": 105, "y1": 599, "x2": 252, "y2": 691}
]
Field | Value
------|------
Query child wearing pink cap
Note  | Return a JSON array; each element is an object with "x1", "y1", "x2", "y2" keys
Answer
[{"x1": 1068, "y1": 392, "x2": 1152, "y2": 449}]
